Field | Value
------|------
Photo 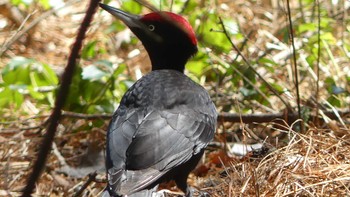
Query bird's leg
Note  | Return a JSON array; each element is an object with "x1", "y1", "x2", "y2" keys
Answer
[
  {"x1": 175, "y1": 176, "x2": 191, "y2": 197},
  {"x1": 175, "y1": 179, "x2": 210, "y2": 197},
  {"x1": 196, "y1": 189, "x2": 210, "y2": 197},
  {"x1": 185, "y1": 186, "x2": 194, "y2": 197},
  {"x1": 185, "y1": 187, "x2": 210, "y2": 197}
]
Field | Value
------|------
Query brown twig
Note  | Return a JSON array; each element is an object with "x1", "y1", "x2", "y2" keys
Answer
[
  {"x1": 134, "y1": 0, "x2": 159, "y2": 13},
  {"x1": 0, "y1": 11, "x2": 33, "y2": 57},
  {"x1": 233, "y1": 31, "x2": 252, "y2": 62},
  {"x1": 62, "y1": 109, "x2": 350, "y2": 124},
  {"x1": 20, "y1": 0, "x2": 100, "y2": 196},
  {"x1": 62, "y1": 111, "x2": 111, "y2": 120},
  {"x1": 315, "y1": 0, "x2": 321, "y2": 127},
  {"x1": 298, "y1": 0, "x2": 305, "y2": 23},
  {"x1": 286, "y1": 0, "x2": 303, "y2": 131},
  {"x1": 180, "y1": 0, "x2": 191, "y2": 14},
  {"x1": 73, "y1": 172, "x2": 98, "y2": 197},
  {"x1": 1, "y1": 109, "x2": 348, "y2": 133}
]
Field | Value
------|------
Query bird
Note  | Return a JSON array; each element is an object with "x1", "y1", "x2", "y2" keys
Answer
[{"x1": 99, "y1": 3, "x2": 217, "y2": 197}]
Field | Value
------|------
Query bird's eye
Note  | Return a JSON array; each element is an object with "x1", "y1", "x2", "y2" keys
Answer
[{"x1": 148, "y1": 25, "x2": 155, "y2": 31}]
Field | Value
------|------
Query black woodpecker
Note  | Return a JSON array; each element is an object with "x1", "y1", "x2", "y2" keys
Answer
[{"x1": 100, "y1": 3, "x2": 217, "y2": 197}]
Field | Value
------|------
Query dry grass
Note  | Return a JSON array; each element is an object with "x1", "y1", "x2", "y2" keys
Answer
[
  {"x1": 1, "y1": 118, "x2": 350, "y2": 196},
  {"x1": 191, "y1": 119, "x2": 350, "y2": 197}
]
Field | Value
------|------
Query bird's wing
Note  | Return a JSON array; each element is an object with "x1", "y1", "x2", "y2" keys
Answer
[
  {"x1": 118, "y1": 108, "x2": 215, "y2": 194},
  {"x1": 106, "y1": 107, "x2": 145, "y2": 194}
]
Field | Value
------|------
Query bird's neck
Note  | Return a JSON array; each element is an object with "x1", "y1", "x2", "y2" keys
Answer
[
  {"x1": 150, "y1": 61, "x2": 186, "y2": 73},
  {"x1": 148, "y1": 52, "x2": 187, "y2": 73}
]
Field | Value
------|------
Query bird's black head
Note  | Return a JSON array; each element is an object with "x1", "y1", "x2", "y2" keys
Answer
[{"x1": 100, "y1": 3, "x2": 198, "y2": 72}]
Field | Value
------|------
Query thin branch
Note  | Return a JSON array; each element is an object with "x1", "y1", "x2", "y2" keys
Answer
[
  {"x1": 20, "y1": 0, "x2": 100, "y2": 196},
  {"x1": 62, "y1": 111, "x2": 111, "y2": 120},
  {"x1": 62, "y1": 109, "x2": 350, "y2": 124},
  {"x1": 233, "y1": 31, "x2": 252, "y2": 62},
  {"x1": 286, "y1": 0, "x2": 303, "y2": 131},
  {"x1": 1, "y1": 108, "x2": 349, "y2": 132},
  {"x1": 134, "y1": 0, "x2": 159, "y2": 12},
  {"x1": 0, "y1": 11, "x2": 34, "y2": 56},
  {"x1": 219, "y1": 112, "x2": 298, "y2": 124},
  {"x1": 218, "y1": 17, "x2": 293, "y2": 112},
  {"x1": 180, "y1": 0, "x2": 191, "y2": 14},
  {"x1": 298, "y1": 0, "x2": 305, "y2": 23},
  {"x1": 170, "y1": 0, "x2": 174, "y2": 12},
  {"x1": 315, "y1": 0, "x2": 321, "y2": 127},
  {"x1": 73, "y1": 172, "x2": 98, "y2": 197}
]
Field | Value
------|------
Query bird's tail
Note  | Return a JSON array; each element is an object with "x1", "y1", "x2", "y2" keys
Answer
[{"x1": 101, "y1": 185, "x2": 160, "y2": 197}]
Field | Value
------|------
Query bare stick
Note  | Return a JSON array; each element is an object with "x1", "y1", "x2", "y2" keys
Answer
[
  {"x1": 20, "y1": 0, "x2": 100, "y2": 196},
  {"x1": 180, "y1": 0, "x2": 191, "y2": 14},
  {"x1": 315, "y1": 0, "x2": 321, "y2": 127},
  {"x1": 134, "y1": 0, "x2": 159, "y2": 12},
  {"x1": 286, "y1": 0, "x2": 303, "y2": 131},
  {"x1": 73, "y1": 172, "x2": 98, "y2": 197}
]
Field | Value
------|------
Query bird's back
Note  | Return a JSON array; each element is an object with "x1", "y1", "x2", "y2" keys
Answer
[{"x1": 106, "y1": 69, "x2": 217, "y2": 196}]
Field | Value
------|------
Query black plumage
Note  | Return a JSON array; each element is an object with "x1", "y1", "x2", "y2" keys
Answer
[{"x1": 100, "y1": 3, "x2": 217, "y2": 197}]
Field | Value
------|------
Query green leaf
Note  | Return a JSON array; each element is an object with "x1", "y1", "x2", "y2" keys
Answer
[
  {"x1": 121, "y1": 0, "x2": 142, "y2": 14},
  {"x1": 186, "y1": 60, "x2": 207, "y2": 77},
  {"x1": 2, "y1": 65, "x2": 31, "y2": 85},
  {"x1": 320, "y1": 32, "x2": 336, "y2": 43},
  {"x1": 64, "y1": 67, "x2": 83, "y2": 111},
  {"x1": 95, "y1": 60, "x2": 115, "y2": 74},
  {"x1": 113, "y1": 64, "x2": 127, "y2": 76},
  {"x1": 198, "y1": 13, "x2": 234, "y2": 53},
  {"x1": 12, "y1": 91, "x2": 23, "y2": 108},
  {"x1": 39, "y1": 0, "x2": 51, "y2": 9},
  {"x1": 298, "y1": 23, "x2": 317, "y2": 33},
  {"x1": 181, "y1": 0, "x2": 198, "y2": 14},
  {"x1": 10, "y1": 0, "x2": 31, "y2": 6},
  {"x1": 28, "y1": 87, "x2": 46, "y2": 100},
  {"x1": 105, "y1": 22, "x2": 127, "y2": 34},
  {"x1": 4, "y1": 56, "x2": 34, "y2": 71},
  {"x1": 259, "y1": 58, "x2": 278, "y2": 67},
  {"x1": 0, "y1": 88, "x2": 11, "y2": 108},
  {"x1": 0, "y1": 87, "x2": 24, "y2": 109},
  {"x1": 81, "y1": 41, "x2": 97, "y2": 60},
  {"x1": 270, "y1": 83, "x2": 284, "y2": 93},
  {"x1": 0, "y1": 57, "x2": 59, "y2": 111},
  {"x1": 87, "y1": 99, "x2": 114, "y2": 114},
  {"x1": 1, "y1": 57, "x2": 37, "y2": 85},
  {"x1": 327, "y1": 95, "x2": 341, "y2": 107},
  {"x1": 319, "y1": 17, "x2": 334, "y2": 29},
  {"x1": 28, "y1": 63, "x2": 58, "y2": 104},
  {"x1": 81, "y1": 80, "x2": 105, "y2": 101},
  {"x1": 96, "y1": 60, "x2": 113, "y2": 68},
  {"x1": 82, "y1": 65, "x2": 109, "y2": 80},
  {"x1": 239, "y1": 87, "x2": 257, "y2": 97},
  {"x1": 243, "y1": 67, "x2": 256, "y2": 85},
  {"x1": 42, "y1": 63, "x2": 59, "y2": 85}
]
